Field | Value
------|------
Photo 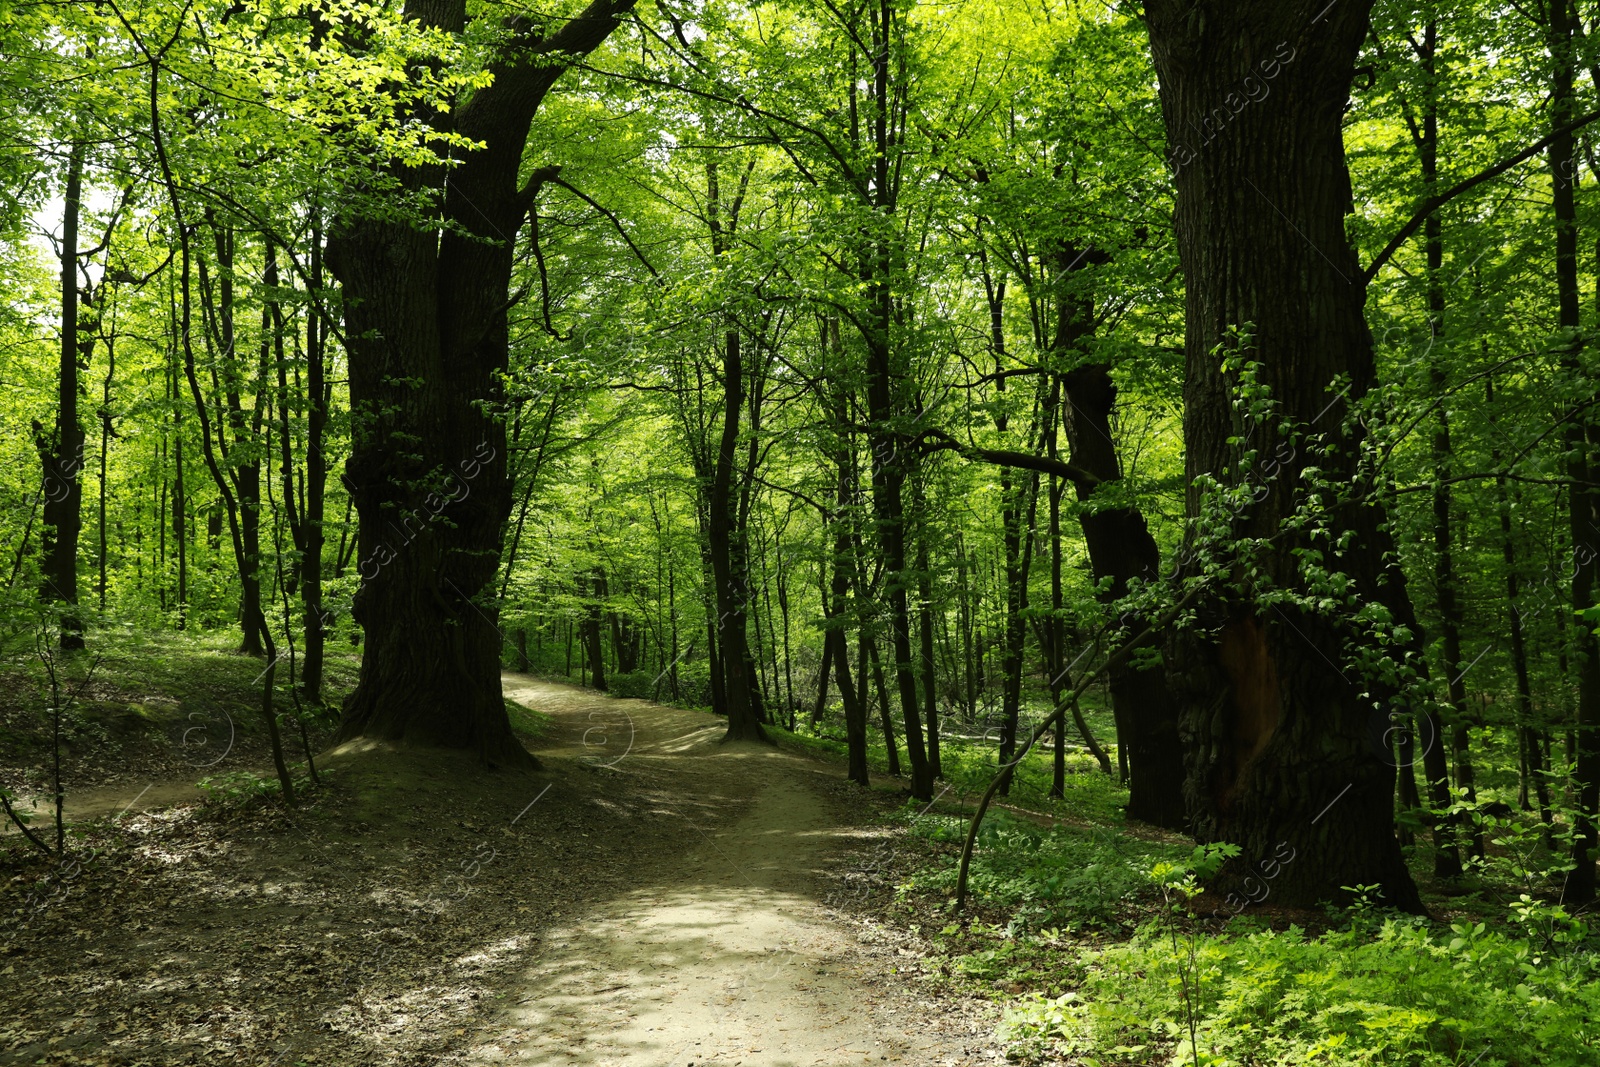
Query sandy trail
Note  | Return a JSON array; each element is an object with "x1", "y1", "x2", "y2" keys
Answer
[{"x1": 467, "y1": 677, "x2": 985, "y2": 1067}]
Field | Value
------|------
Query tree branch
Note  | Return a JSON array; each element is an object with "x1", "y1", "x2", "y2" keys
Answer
[
  {"x1": 1364, "y1": 105, "x2": 1600, "y2": 283},
  {"x1": 914, "y1": 427, "x2": 1101, "y2": 490}
]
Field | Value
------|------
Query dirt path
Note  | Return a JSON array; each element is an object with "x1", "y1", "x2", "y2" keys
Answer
[
  {"x1": 1, "y1": 677, "x2": 996, "y2": 1066},
  {"x1": 469, "y1": 678, "x2": 993, "y2": 1067}
]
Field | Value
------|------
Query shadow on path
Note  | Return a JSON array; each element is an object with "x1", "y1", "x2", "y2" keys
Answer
[{"x1": 467, "y1": 676, "x2": 989, "y2": 1066}]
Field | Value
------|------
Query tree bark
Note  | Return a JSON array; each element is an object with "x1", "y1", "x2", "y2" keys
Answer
[
  {"x1": 1545, "y1": 0, "x2": 1600, "y2": 905},
  {"x1": 300, "y1": 218, "x2": 330, "y2": 702},
  {"x1": 915, "y1": 474, "x2": 943, "y2": 779},
  {"x1": 327, "y1": 0, "x2": 635, "y2": 766},
  {"x1": 197, "y1": 222, "x2": 266, "y2": 657},
  {"x1": 1042, "y1": 373, "x2": 1112, "y2": 782},
  {"x1": 40, "y1": 141, "x2": 87, "y2": 650},
  {"x1": 866, "y1": 633, "x2": 901, "y2": 776},
  {"x1": 1145, "y1": 0, "x2": 1422, "y2": 911},
  {"x1": 585, "y1": 567, "x2": 609, "y2": 692},
  {"x1": 708, "y1": 320, "x2": 769, "y2": 743},
  {"x1": 1061, "y1": 352, "x2": 1184, "y2": 825}
]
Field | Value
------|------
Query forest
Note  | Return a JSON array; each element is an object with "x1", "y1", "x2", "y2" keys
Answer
[{"x1": 3, "y1": 0, "x2": 1600, "y2": 1064}]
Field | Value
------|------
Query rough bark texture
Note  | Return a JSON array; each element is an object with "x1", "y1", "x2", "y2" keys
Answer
[
  {"x1": 327, "y1": 0, "x2": 635, "y2": 766},
  {"x1": 1145, "y1": 0, "x2": 1422, "y2": 911}
]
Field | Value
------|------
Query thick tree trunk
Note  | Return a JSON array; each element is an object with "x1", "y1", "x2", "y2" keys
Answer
[
  {"x1": 327, "y1": 0, "x2": 634, "y2": 766},
  {"x1": 1032, "y1": 244, "x2": 1180, "y2": 819},
  {"x1": 1546, "y1": 0, "x2": 1600, "y2": 905},
  {"x1": 1042, "y1": 375, "x2": 1112, "y2": 783},
  {"x1": 1146, "y1": 0, "x2": 1422, "y2": 911}
]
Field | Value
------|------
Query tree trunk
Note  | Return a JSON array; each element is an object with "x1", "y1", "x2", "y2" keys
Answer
[
  {"x1": 1043, "y1": 373, "x2": 1113, "y2": 782},
  {"x1": 585, "y1": 568, "x2": 609, "y2": 693},
  {"x1": 854, "y1": 0, "x2": 931, "y2": 799},
  {"x1": 1146, "y1": 0, "x2": 1422, "y2": 911},
  {"x1": 300, "y1": 218, "x2": 329, "y2": 702},
  {"x1": 957, "y1": 533, "x2": 977, "y2": 721},
  {"x1": 96, "y1": 306, "x2": 115, "y2": 613},
  {"x1": 867, "y1": 632, "x2": 901, "y2": 776},
  {"x1": 41, "y1": 141, "x2": 86, "y2": 650},
  {"x1": 912, "y1": 471, "x2": 943, "y2": 778},
  {"x1": 1512, "y1": 630, "x2": 1554, "y2": 842},
  {"x1": 1545, "y1": 0, "x2": 1600, "y2": 905},
  {"x1": 327, "y1": 0, "x2": 635, "y2": 766},
  {"x1": 823, "y1": 316, "x2": 870, "y2": 783},
  {"x1": 812, "y1": 610, "x2": 833, "y2": 727},
  {"x1": 708, "y1": 322, "x2": 769, "y2": 743},
  {"x1": 775, "y1": 538, "x2": 796, "y2": 731},
  {"x1": 168, "y1": 346, "x2": 188, "y2": 623},
  {"x1": 198, "y1": 223, "x2": 266, "y2": 657},
  {"x1": 1061, "y1": 358, "x2": 1183, "y2": 823},
  {"x1": 828, "y1": 505, "x2": 870, "y2": 784},
  {"x1": 984, "y1": 277, "x2": 1029, "y2": 799}
]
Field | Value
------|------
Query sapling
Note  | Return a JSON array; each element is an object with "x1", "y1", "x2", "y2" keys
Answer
[{"x1": 1149, "y1": 841, "x2": 1238, "y2": 1067}]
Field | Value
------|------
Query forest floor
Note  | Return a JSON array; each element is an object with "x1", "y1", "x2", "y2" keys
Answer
[{"x1": 2, "y1": 675, "x2": 1002, "y2": 1066}]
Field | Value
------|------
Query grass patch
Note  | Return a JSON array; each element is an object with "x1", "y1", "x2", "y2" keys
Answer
[
  {"x1": 505, "y1": 699, "x2": 553, "y2": 742},
  {"x1": 906, "y1": 810, "x2": 1186, "y2": 932}
]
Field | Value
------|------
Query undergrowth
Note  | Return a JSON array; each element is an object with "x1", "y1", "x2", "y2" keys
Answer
[
  {"x1": 868, "y1": 773, "x2": 1600, "y2": 1066},
  {"x1": 997, "y1": 916, "x2": 1600, "y2": 1066}
]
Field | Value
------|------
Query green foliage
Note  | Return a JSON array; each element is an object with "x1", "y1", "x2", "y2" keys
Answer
[
  {"x1": 606, "y1": 671, "x2": 658, "y2": 701},
  {"x1": 197, "y1": 769, "x2": 282, "y2": 810},
  {"x1": 906, "y1": 811, "x2": 1185, "y2": 930},
  {"x1": 1000, "y1": 918, "x2": 1600, "y2": 1067}
]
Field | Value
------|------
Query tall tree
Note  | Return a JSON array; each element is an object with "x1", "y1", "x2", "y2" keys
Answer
[
  {"x1": 1145, "y1": 0, "x2": 1423, "y2": 910},
  {"x1": 1543, "y1": 0, "x2": 1600, "y2": 903},
  {"x1": 327, "y1": 0, "x2": 636, "y2": 764},
  {"x1": 38, "y1": 141, "x2": 88, "y2": 650}
]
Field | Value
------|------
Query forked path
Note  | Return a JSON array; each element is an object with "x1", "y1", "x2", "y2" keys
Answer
[{"x1": 464, "y1": 678, "x2": 995, "y2": 1067}]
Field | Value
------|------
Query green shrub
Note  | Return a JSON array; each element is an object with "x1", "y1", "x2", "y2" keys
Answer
[{"x1": 607, "y1": 670, "x2": 657, "y2": 700}]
